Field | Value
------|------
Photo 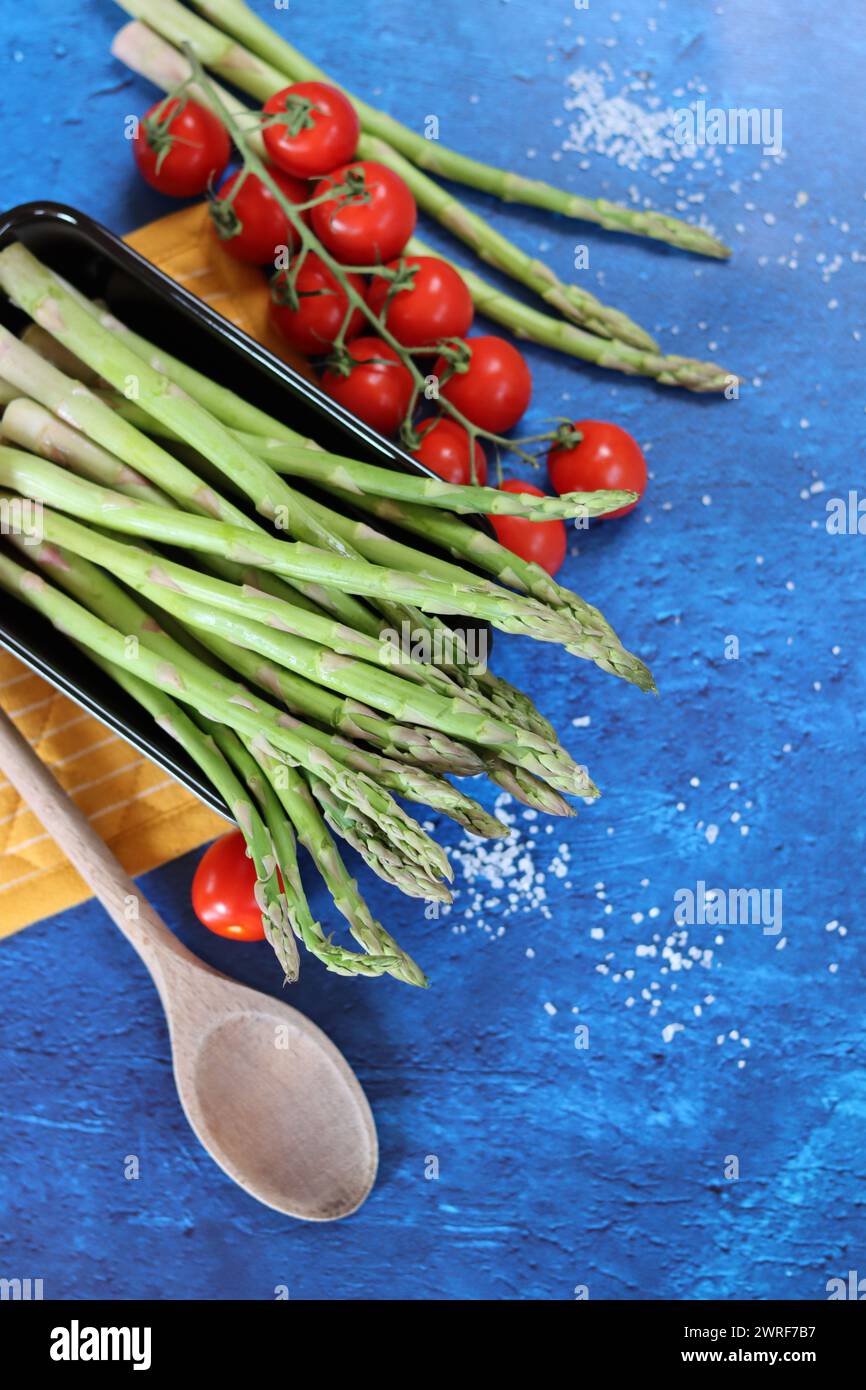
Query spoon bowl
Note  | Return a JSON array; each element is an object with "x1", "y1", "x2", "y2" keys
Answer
[{"x1": 0, "y1": 707, "x2": 378, "y2": 1222}]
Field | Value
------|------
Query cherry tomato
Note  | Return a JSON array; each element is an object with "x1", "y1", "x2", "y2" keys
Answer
[
  {"x1": 262, "y1": 81, "x2": 359, "y2": 179},
  {"x1": 310, "y1": 161, "x2": 416, "y2": 265},
  {"x1": 133, "y1": 97, "x2": 230, "y2": 198},
  {"x1": 547, "y1": 419, "x2": 647, "y2": 519},
  {"x1": 211, "y1": 165, "x2": 309, "y2": 266},
  {"x1": 367, "y1": 256, "x2": 474, "y2": 348},
  {"x1": 436, "y1": 336, "x2": 532, "y2": 433},
  {"x1": 412, "y1": 417, "x2": 488, "y2": 485},
  {"x1": 192, "y1": 831, "x2": 268, "y2": 941},
  {"x1": 489, "y1": 479, "x2": 567, "y2": 577},
  {"x1": 270, "y1": 253, "x2": 365, "y2": 356},
  {"x1": 321, "y1": 336, "x2": 414, "y2": 436}
]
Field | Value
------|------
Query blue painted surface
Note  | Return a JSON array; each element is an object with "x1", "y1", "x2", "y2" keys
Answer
[{"x1": 1, "y1": 0, "x2": 865, "y2": 1301}]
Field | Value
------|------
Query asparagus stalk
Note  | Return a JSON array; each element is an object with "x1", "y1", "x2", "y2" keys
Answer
[
  {"x1": 0, "y1": 246, "x2": 410, "y2": 636},
  {"x1": 245, "y1": 739, "x2": 428, "y2": 986},
  {"x1": 124, "y1": 573, "x2": 596, "y2": 794},
  {"x1": 0, "y1": 321, "x2": 375, "y2": 629},
  {"x1": 184, "y1": 624, "x2": 507, "y2": 833},
  {"x1": 28, "y1": 287, "x2": 506, "y2": 677},
  {"x1": 21, "y1": 324, "x2": 101, "y2": 383},
  {"x1": 355, "y1": 132, "x2": 659, "y2": 351},
  {"x1": 23, "y1": 384, "x2": 640, "y2": 713},
  {"x1": 111, "y1": 17, "x2": 736, "y2": 393},
  {"x1": 0, "y1": 535, "x2": 448, "y2": 880},
  {"x1": 78, "y1": 385, "x2": 579, "y2": 738},
  {"x1": 482, "y1": 756, "x2": 575, "y2": 817},
  {"x1": 203, "y1": 629, "x2": 485, "y2": 778},
  {"x1": 324, "y1": 488, "x2": 657, "y2": 693},
  {"x1": 0, "y1": 383, "x2": 404, "y2": 663},
  {"x1": 57, "y1": 312, "x2": 651, "y2": 713},
  {"x1": 103, "y1": 664, "x2": 301, "y2": 982},
  {"x1": 0, "y1": 446, "x2": 583, "y2": 646},
  {"x1": 185, "y1": 0, "x2": 730, "y2": 260},
  {"x1": 19, "y1": 501, "x2": 591, "y2": 797},
  {"x1": 208, "y1": 712, "x2": 449, "y2": 904},
  {"x1": 17, "y1": 526, "x2": 464, "y2": 920},
  {"x1": 112, "y1": 7, "x2": 656, "y2": 351},
  {"x1": 304, "y1": 777, "x2": 451, "y2": 902},
  {"x1": 197, "y1": 717, "x2": 399, "y2": 977},
  {"x1": 1, "y1": 396, "x2": 170, "y2": 506},
  {"x1": 407, "y1": 237, "x2": 736, "y2": 393},
  {"x1": 0, "y1": 538, "x2": 302, "y2": 979},
  {"x1": 246, "y1": 481, "x2": 566, "y2": 743},
  {"x1": 239, "y1": 432, "x2": 635, "y2": 520}
]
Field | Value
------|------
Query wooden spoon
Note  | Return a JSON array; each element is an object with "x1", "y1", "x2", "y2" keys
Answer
[{"x1": 0, "y1": 709, "x2": 378, "y2": 1221}]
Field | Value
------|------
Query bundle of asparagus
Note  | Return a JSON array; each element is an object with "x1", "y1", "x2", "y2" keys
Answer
[
  {"x1": 110, "y1": 0, "x2": 736, "y2": 393},
  {"x1": 0, "y1": 240, "x2": 654, "y2": 986}
]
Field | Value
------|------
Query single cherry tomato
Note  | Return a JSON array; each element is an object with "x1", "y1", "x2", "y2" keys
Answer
[
  {"x1": 310, "y1": 161, "x2": 416, "y2": 265},
  {"x1": 262, "y1": 81, "x2": 359, "y2": 179},
  {"x1": 366, "y1": 256, "x2": 474, "y2": 348},
  {"x1": 133, "y1": 97, "x2": 230, "y2": 198},
  {"x1": 547, "y1": 419, "x2": 647, "y2": 519},
  {"x1": 211, "y1": 165, "x2": 309, "y2": 266},
  {"x1": 270, "y1": 253, "x2": 365, "y2": 356},
  {"x1": 436, "y1": 336, "x2": 532, "y2": 433},
  {"x1": 412, "y1": 417, "x2": 488, "y2": 485},
  {"x1": 488, "y1": 479, "x2": 567, "y2": 577},
  {"x1": 321, "y1": 336, "x2": 414, "y2": 436},
  {"x1": 192, "y1": 831, "x2": 268, "y2": 941}
]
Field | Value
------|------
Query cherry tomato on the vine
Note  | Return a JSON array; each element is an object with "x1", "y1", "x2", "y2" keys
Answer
[
  {"x1": 488, "y1": 479, "x2": 567, "y2": 577},
  {"x1": 435, "y1": 335, "x2": 532, "y2": 433},
  {"x1": 133, "y1": 97, "x2": 230, "y2": 198},
  {"x1": 547, "y1": 420, "x2": 647, "y2": 519},
  {"x1": 211, "y1": 165, "x2": 309, "y2": 265},
  {"x1": 270, "y1": 253, "x2": 365, "y2": 356},
  {"x1": 262, "y1": 81, "x2": 360, "y2": 179},
  {"x1": 321, "y1": 336, "x2": 414, "y2": 436},
  {"x1": 412, "y1": 417, "x2": 488, "y2": 486},
  {"x1": 310, "y1": 161, "x2": 416, "y2": 265},
  {"x1": 191, "y1": 831, "x2": 269, "y2": 941},
  {"x1": 367, "y1": 256, "x2": 474, "y2": 348}
]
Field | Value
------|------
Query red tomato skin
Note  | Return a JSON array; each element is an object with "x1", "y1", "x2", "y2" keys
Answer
[
  {"x1": 367, "y1": 256, "x2": 474, "y2": 347},
  {"x1": 270, "y1": 254, "x2": 365, "y2": 356},
  {"x1": 321, "y1": 337, "x2": 414, "y2": 436},
  {"x1": 263, "y1": 82, "x2": 360, "y2": 178},
  {"x1": 412, "y1": 417, "x2": 488, "y2": 485},
  {"x1": 212, "y1": 166, "x2": 309, "y2": 265},
  {"x1": 310, "y1": 161, "x2": 416, "y2": 265},
  {"x1": 489, "y1": 479, "x2": 567, "y2": 577},
  {"x1": 547, "y1": 419, "x2": 647, "y2": 519},
  {"x1": 133, "y1": 98, "x2": 230, "y2": 198},
  {"x1": 435, "y1": 336, "x2": 532, "y2": 433},
  {"x1": 192, "y1": 831, "x2": 267, "y2": 941}
]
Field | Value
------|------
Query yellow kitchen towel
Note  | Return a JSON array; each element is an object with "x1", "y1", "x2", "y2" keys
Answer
[{"x1": 0, "y1": 205, "x2": 312, "y2": 938}]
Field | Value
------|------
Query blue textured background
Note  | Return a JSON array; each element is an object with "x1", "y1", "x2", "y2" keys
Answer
[{"x1": 1, "y1": 0, "x2": 865, "y2": 1300}]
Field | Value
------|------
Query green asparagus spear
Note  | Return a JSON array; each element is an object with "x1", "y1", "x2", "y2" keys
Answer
[
  {"x1": 184, "y1": 0, "x2": 730, "y2": 259},
  {"x1": 0, "y1": 446, "x2": 582, "y2": 646},
  {"x1": 237, "y1": 432, "x2": 634, "y2": 521},
  {"x1": 245, "y1": 739, "x2": 428, "y2": 986}
]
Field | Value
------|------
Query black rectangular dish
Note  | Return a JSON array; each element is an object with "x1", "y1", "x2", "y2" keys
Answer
[{"x1": 0, "y1": 201, "x2": 490, "y2": 818}]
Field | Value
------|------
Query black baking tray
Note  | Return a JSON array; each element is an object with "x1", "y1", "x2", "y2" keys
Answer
[{"x1": 0, "y1": 201, "x2": 490, "y2": 820}]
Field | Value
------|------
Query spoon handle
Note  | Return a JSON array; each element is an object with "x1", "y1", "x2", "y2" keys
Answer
[{"x1": 0, "y1": 708, "x2": 196, "y2": 969}]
